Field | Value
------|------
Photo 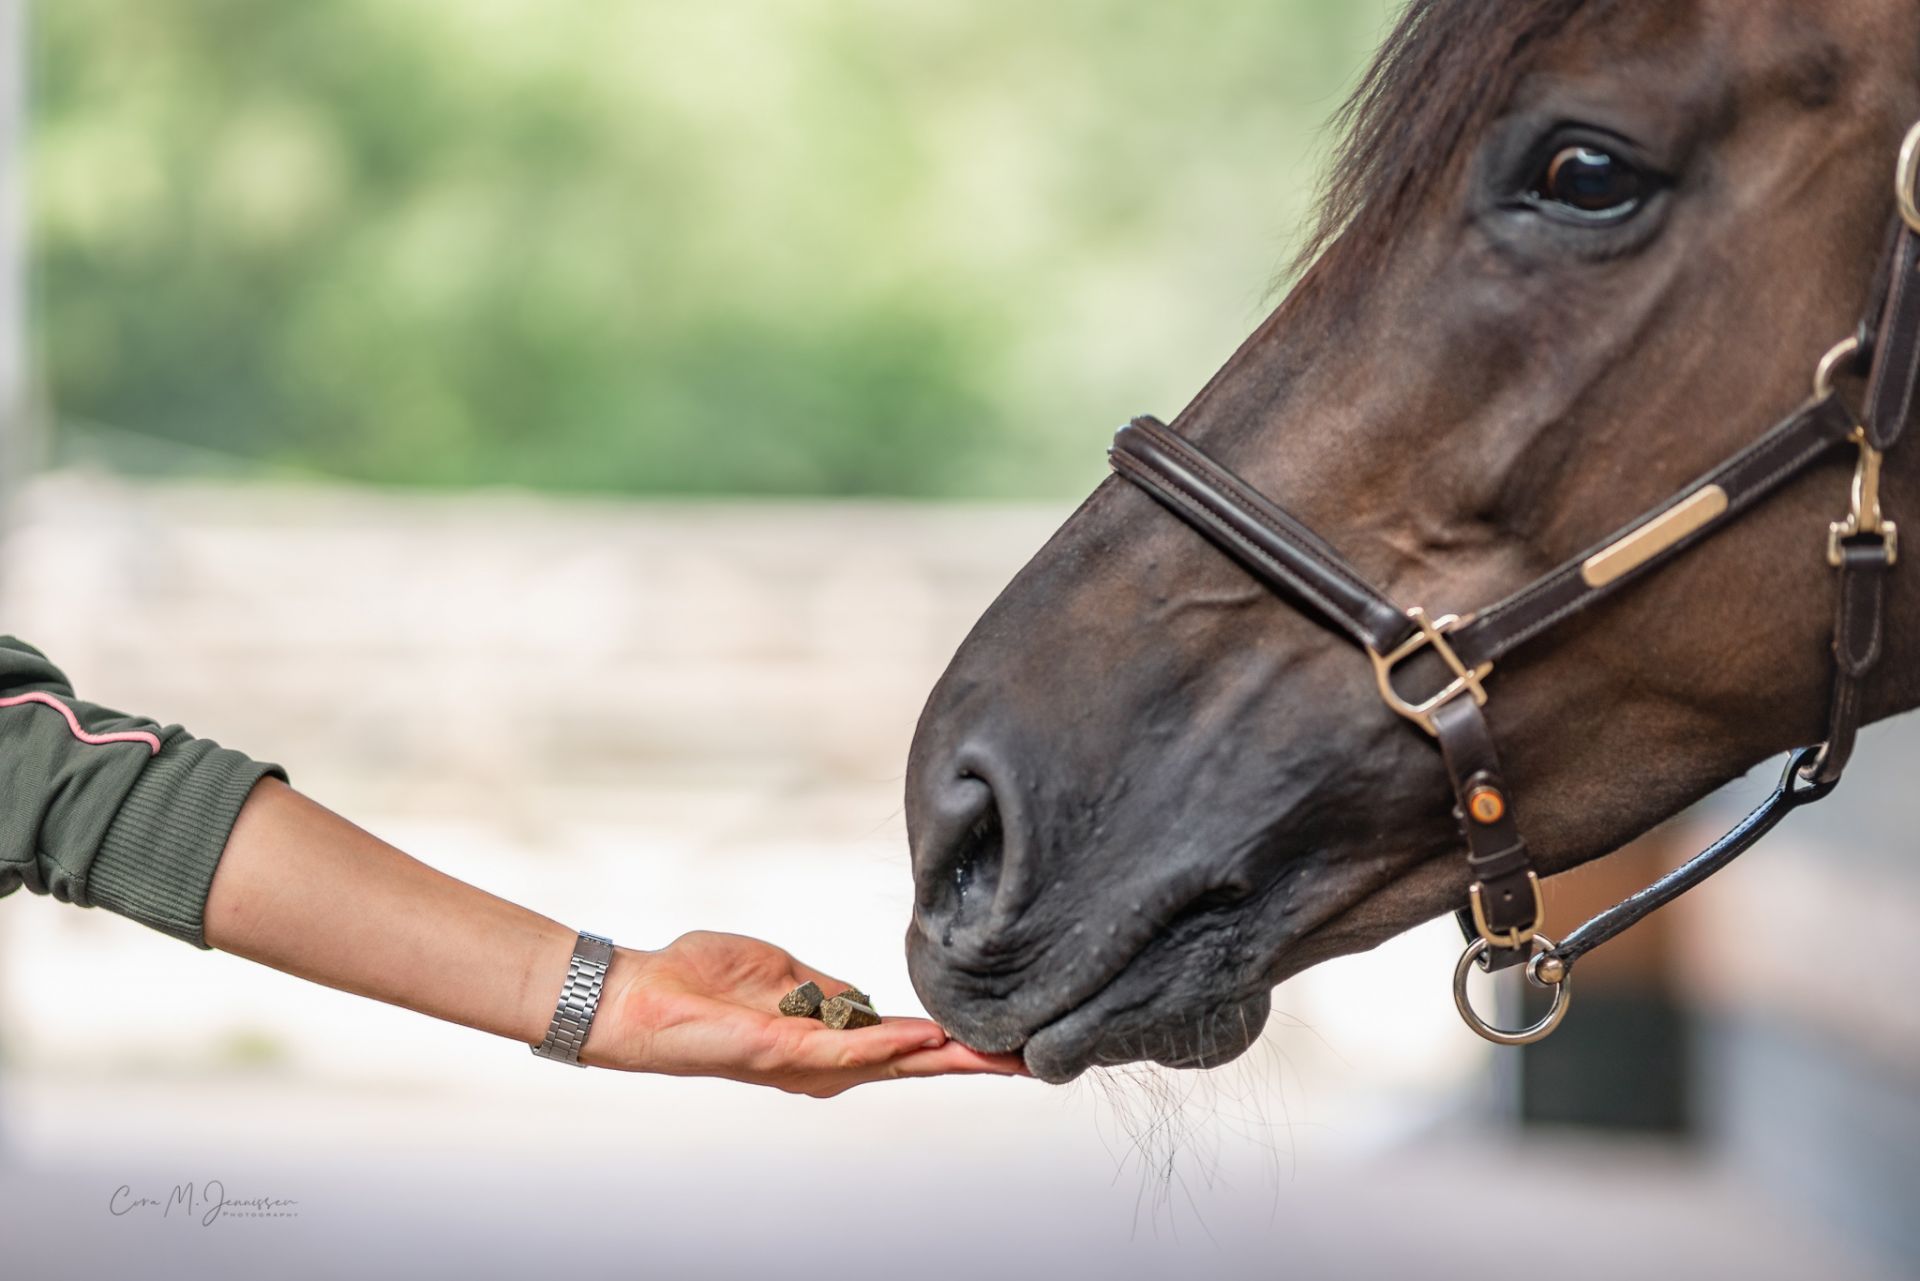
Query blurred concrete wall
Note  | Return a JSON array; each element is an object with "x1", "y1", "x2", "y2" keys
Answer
[{"x1": 1, "y1": 471, "x2": 1058, "y2": 823}]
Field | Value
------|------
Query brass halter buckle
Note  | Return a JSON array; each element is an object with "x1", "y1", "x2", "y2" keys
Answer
[
  {"x1": 1366, "y1": 607, "x2": 1492, "y2": 737},
  {"x1": 1467, "y1": 871, "x2": 1544, "y2": 952},
  {"x1": 1828, "y1": 425, "x2": 1899, "y2": 567}
]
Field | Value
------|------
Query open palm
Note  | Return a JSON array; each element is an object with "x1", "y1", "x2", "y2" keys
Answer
[{"x1": 585, "y1": 930, "x2": 1027, "y2": 1097}]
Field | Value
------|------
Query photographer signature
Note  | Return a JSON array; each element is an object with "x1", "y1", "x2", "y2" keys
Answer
[{"x1": 109, "y1": 1180, "x2": 300, "y2": 1226}]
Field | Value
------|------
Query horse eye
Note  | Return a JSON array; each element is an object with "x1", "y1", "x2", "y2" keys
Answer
[{"x1": 1532, "y1": 145, "x2": 1648, "y2": 218}]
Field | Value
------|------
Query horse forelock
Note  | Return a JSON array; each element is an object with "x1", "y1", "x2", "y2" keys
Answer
[{"x1": 1295, "y1": 0, "x2": 1603, "y2": 279}]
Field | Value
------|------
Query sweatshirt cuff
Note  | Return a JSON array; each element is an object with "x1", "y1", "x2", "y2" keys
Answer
[{"x1": 88, "y1": 739, "x2": 289, "y2": 948}]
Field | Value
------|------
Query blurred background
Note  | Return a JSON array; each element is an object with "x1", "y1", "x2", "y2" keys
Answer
[{"x1": 0, "y1": 3, "x2": 1915, "y2": 1278}]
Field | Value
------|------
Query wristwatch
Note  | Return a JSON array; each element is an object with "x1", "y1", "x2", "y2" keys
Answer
[{"x1": 532, "y1": 931, "x2": 615, "y2": 1067}]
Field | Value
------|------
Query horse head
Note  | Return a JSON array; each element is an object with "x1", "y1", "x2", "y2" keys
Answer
[{"x1": 903, "y1": 0, "x2": 1920, "y2": 1081}]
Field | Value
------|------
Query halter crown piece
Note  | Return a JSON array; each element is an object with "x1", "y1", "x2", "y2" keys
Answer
[{"x1": 1110, "y1": 121, "x2": 1920, "y2": 1045}]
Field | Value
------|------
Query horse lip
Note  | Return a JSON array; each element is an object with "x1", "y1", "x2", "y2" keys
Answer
[
  {"x1": 996, "y1": 910, "x2": 1238, "y2": 1082},
  {"x1": 911, "y1": 914, "x2": 1149, "y2": 1060},
  {"x1": 1019, "y1": 981, "x2": 1273, "y2": 1083},
  {"x1": 910, "y1": 877, "x2": 1212, "y2": 1053},
  {"x1": 1018, "y1": 990, "x2": 1121, "y2": 1083},
  {"x1": 978, "y1": 853, "x2": 1424, "y2": 1080},
  {"x1": 924, "y1": 880, "x2": 1267, "y2": 1075}
]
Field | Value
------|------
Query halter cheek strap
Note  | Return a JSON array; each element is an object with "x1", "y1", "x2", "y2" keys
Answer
[{"x1": 1106, "y1": 120, "x2": 1920, "y2": 1045}]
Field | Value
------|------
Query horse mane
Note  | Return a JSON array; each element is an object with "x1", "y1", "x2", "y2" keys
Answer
[{"x1": 1295, "y1": 0, "x2": 1596, "y2": 276}]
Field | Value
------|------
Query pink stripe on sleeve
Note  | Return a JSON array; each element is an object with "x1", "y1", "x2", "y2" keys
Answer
[{"x1": 0, "y1": 692, "x2": 163, "y2": 755}]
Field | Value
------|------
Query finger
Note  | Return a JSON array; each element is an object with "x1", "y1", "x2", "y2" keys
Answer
[
  {"x1": 783, "y1": 1016, "x2": 951, "y2": 1072},
  {"x1": 943, "y1": 1045, "x2": 1030, "y2": 1075},
  {"x1": 885, "y1": 1043, "x2": 1031, "y2": 1077},
  {"x1": 816, "y1": 1043, "x2": 1030, "y2": 1095},
  {"x1": 876, "y1": 1014, "x2": 947, "y2": 1046}
]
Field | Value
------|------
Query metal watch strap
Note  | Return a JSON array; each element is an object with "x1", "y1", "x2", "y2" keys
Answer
[{"x1": 532, "y1": 931, "x2": 615, "y2": 1067}]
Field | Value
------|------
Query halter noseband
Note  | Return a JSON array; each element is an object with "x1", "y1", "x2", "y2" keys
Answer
[{"x1": 1109, "y1": 121, "x2": 1920, "y2": 1046}]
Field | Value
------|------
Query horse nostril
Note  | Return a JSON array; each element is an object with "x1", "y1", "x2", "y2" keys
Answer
[
  {"x1": 913, "y1": 771, "x2": 1008, "y2": 947},
  {"x1": 949, "y1": 791, "x2": 1004, "y2": 917}
]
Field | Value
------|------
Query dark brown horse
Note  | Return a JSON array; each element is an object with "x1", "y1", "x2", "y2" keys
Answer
[{"x1": 903, "y1": 0, "x2": 1920, "y2": 1082}]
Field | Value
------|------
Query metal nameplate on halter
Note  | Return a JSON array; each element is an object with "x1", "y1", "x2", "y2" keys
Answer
[
  {"x1": 1366, "y1": 607, "x2": 1491, "y2": 737},
  {"x1": 1580, "y1": 485, "x2": 1728, "y2": 588}
]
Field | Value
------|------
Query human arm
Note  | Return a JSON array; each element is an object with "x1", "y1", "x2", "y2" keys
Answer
[
  {"x1": 205, "y1": 777, "x2": 1027, "y2": 1095},
  {"x1": 0, "y1": 633, "x2": 1023, "y2": 1092},
  {"x1": 0, "y1": 635, "x2": 283, "y2": 942}
]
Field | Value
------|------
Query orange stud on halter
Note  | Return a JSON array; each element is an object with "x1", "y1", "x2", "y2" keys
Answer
[{"x1": 1466, "y1": 785, "x2": 1506, "y2": 826}]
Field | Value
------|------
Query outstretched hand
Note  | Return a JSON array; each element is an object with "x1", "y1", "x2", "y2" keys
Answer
[{"x1": 580, "y1": 930, "x2": 1029, "y2": 1097}]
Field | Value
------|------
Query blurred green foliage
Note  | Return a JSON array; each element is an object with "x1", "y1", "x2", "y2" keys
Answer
[{"x1": 30, "y1": 1, "x2": 1389, "y2": 496}]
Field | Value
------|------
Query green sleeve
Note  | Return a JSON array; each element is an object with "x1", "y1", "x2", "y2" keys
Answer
[{"x1": 0, "y1": 636, "x2": 287, "y2": 947}]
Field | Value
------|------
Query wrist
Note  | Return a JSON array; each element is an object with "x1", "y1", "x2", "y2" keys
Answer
[
  {"x1": 517, "y1": 918, "x2": 584, "y2": 1046},
  {"x1": 577, "y1": 944, "x2": 654, "y2": 1071}
]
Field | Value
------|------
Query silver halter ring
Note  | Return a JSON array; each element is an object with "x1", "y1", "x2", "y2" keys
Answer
[{"x1": 1452, "y1": 934, "x2": 1573, "y2": 1046}]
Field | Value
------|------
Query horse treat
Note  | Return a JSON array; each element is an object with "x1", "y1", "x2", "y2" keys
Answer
[
  {"x1": 819, "y1": 996, "x2": 881, "y2": 1030},
  {"x1": 776, "y1": 980, "x2": 825, "y2": 1019},
  {"x1": 776, "y1": 982, "x2": 878, "y2": 1028}
]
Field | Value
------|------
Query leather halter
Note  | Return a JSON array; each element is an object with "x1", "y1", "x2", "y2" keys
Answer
[{"x1": 1109, "y1": 122, "x2": 1920, "y2": 1045}]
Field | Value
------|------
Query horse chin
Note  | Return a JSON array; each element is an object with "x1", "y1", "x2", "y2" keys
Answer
[
  {"x1": 1020, "y1": 985, "x2": 1274, "y2": 1084},
  {"x1": 908, "y1": 900, "x2": 1282, "y2": 1082},
  {"x1": 1272, "y1": 851, "x2": 1472, "y2": 982},
  {"x1": 1011, "y1": 854, "x2": 1458, "y2": 1081}
]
